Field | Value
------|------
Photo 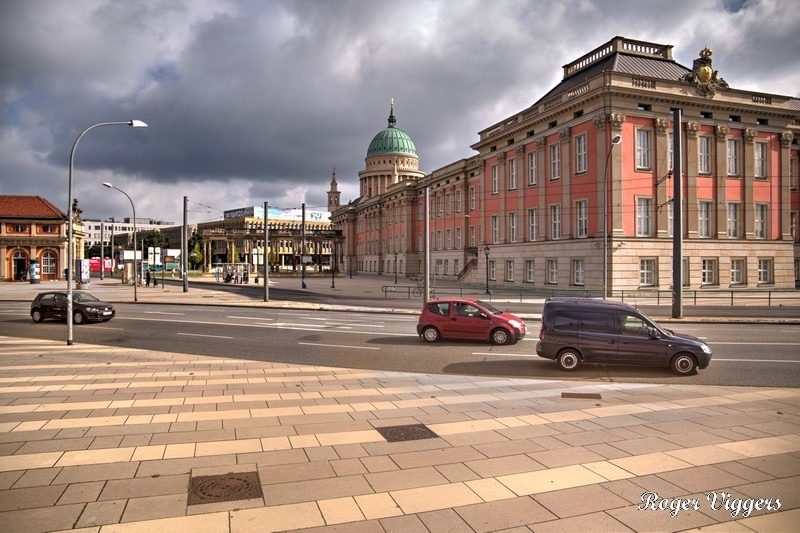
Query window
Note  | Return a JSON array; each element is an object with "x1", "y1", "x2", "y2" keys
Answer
[
  {"x1": 731, "y1": 258, "x2": 746, "y2": 285},
  {"x1": 445, "y1": 192, "x2": 451, "y2": 214},
  {"x1": 549, "y1": 143, "x2": 560, "y2": 180},
  {"x1": 469, "y1": 225, "x2": 475, "y2": 247},
  {"x1": 469, "y1": 187, "x2": 475, "y2": 210},
  {"x1": 12, "y1": 225, "x2": 27, "y2": 233},
  {"x1": 702, "y1": 258, "x2": 718, "y2": 286},
  {"x1": 527, "y1": 151, "x2": 537, "y2": 185},
  {"x1": 755, "y1": 204, "x2": 768, "y2": 239},
  {"x1": 490, "y1": 164, "x2": 498, "y2": 194},
  {"x1": 636, "y1": 198, "x2": 652, "y2": 237},
  {"x1": 549, "y1": 204, "x2": 561, "y2": 240},
  {"x1": 42, "y1": 251, "x2": 56, "y2": 275},
  {"x1": 525, "y1": 260, "x2": 535, "y2": 283},
  {"x1": 667, "y1": 132, "x2": 674, "y2": 171},
  {"x1": 683, "y1": 258, "x2": 690, "y2": 287},
  {"x1": 42, "y1": 225, "x2": 56, "y2": 233},
  {"x1": 791, "y1": 211, "x2": 798, "y2": 242},
  {"x1": 698, "y1": 201, "x2": 711, "y2": 238},
  {"x1": 505, "y1": 260, "x2": 514, "y2": 281},
  {"x1": 508, "y1": 212, "x2": 517, "y2": 242},
  {"x1": 436, "y1": 196, "x2": 442, "y2": 216},
  {"x1": 791, "y1": 158, "x2": 798, "y2": 191},
  {"x1": 758, "y1": 258, "x2": 773, "y2": 284},
  {"x1": 668, "y1": 199, "x2": 674, "y2": 238},
  {"x1": 455, "y1": 191, "x2": 462, "y2": 212},
  {"x1": 727, "y1": 203, "x2": 741, "y2": 238},
  {"x1": 572, "y1": 259, "x2": 584, "y2": 286},
  {"x1": 546, "y1": 259, "x2": 558, "y2": 284},
  {"x1": 489, "y1": 260, "x2": 496, "y2": 281},
  {"x1": 445, "y1": 228, "x2": 451, "y2": 249},
  {"x1": 698, "y1": 136, "x2": 712, "y2": 174},
  {"x1": 640, "y1": 258, "x2": 656, "y2": 286},
  {"x1": 527, "y1": 208, "x2": 538, "y2": 241},
  {"x1": 456, "y1": 227, "x2": 462, "y2": 249},
  {"x1": 636, "y1": 129, "x2": 652, "y2": 169},
  {"x1": 727, "y1": 139, "x2": 740, "y2": 176},
  {"x1": 575, "y1": 134, "x2": 587, "y2": 174},
  {"x1": 755, "y1": 142, "x2": 768, "y2": 179},
  {"x1": 575, "y1": 200, "x2": 588, "y2": 238},
  {"x1": 436, "y1": 231, "x2": 442, "y2": 250},
  {"x1": 508, "y1": 158, "x2": 517, "y2": 190},
  {"x1": 491, "y1": 215, "x2": 499, "y2": 244}
]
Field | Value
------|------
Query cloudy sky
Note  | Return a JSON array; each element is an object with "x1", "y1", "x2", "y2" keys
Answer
[{"x1": 2, "y1": 0, "x2": 798, "y2": 225}]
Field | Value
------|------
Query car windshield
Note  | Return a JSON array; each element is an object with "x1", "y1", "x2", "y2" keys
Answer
[
  {"x1": 475, "y1": 300, "x2": 501, "y2": 315},
  {"x1": 74, "y1": 293, "x2": 101, "y2": 303}
]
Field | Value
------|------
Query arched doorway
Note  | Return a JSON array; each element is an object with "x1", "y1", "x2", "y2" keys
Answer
[
  {"x1": 41, "y1": 250, "x2": 58, "y2": 281},
  {"x1": 12, "y1": 250, "x2": 28, "y2": 281}
]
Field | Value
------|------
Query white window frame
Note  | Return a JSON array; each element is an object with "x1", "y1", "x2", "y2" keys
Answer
[
  {"x1": 455, "y1": 190, "x2": 462, "y2": 212},
  {"x1": 525, "y1": 259, "x2": 535, "y2": 283},
  {"x1": 727, "y1": 202, "x2": 741, "y2": 239},
  {"x1": 636, "y1": 197, "x2": 652, "y2": 237},
  {"x1": 42, "y1": 251, "x2": 57, "y2": 274},
  {"x1": 490, "y1": 164, "x2": 498, "y2": 194},
  {"x1": 731, "y1": 258, "x2": 746, "y2": 285},
  {"x1": 636, "y1": 129, "x2": 652, "y2": 170},
  {"x1": 791, "y1": 211, "x2": 799, "y2": 242},
  {"x1": 667, "y1": 132, "x2": 674, "y2": 172},
  {"x1": 469, "y1": 187, "x2": 475, "y2": 210},
  {"x1": 639, "y1": 258, "x2": 656, "y2": 287},
  {"x1": 549, "y1": 204, "x2": 562, "y2": 240},
  {"x1": 456, "y1": 227, "x2": 462, "y2": 249},
  {"x1": 702, "y1": 258, "x2": 718, "y2": 286},
  {"x1": 489, "y1": 259, "x2": 496, "y2": 281},
  {"x1": 469, "y1": 225, "x2": 475, "y2": 247},
  {"x1": 527, "y1": 208, "x2": 538, "y2": 241},
  {"x1": 549, "y1": 143, "x2": 560, "y2": 180},
  {"x1": 445, "y1": 192, "x2": 451, "y2": 214},
  {"x1": 445, "y1": 228, "x2": 452, "y2": 249},
  {"x1": 508, "y1": 211, "x2": 517, "y2": 243},
  {"x1": 698, "y1": 136, "x2": 712, "y2": 174},
  {"x1": 505, "y1": 260, "x2": 514, "y2": 281},
  {"x1": 491, "y1": 215, "x2": 499, "y2": 244},
  {"x1": 755, "y1": 203, "x2": 769, "y2": 239},
  {"x1": 527, "y1": 151, "x2": 537, "y2": 186},
  {"x1": 575, "y1": 200, "x2": 588, "y2": 238},
  {"x1": 758, "y1": 258, "x2": 773, "y2": 284},
  {"x1": 508, "y1": 158, "x2": 517, "y2": 190},
  {"x1": 668, "y1": 199, "x2": 674, "y2": 238},
  {"x1": 572, "y1": 259, "x2": 585, "y2": 286},
  {"x1": 727, "y1": 138, "x2": 740, "y2": 176},
  {"x1": 791, "y1": 157, "x2": 799, "y2": 191},
  {"x1": 546, "y1": 258, "x2": 558, "y2": 285},
  {"x1": 698, "y1": 201, "x2": 711, "y2": 238},
  {"x1": 754, "y1": 142, "x2": 768, "y2": 179},
  {"x1": 575, "y1": 134, "x2": 587, "y2": 174}
]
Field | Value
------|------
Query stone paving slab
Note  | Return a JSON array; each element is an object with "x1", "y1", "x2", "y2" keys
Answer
[{"x1": 0, "y1": 336, "x2": 798, "y2": 532}]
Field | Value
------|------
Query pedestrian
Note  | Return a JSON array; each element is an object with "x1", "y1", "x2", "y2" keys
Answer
[
  {"x1": 145, "y1": 269, "x2": 151, "y2": 287},
  {"x1": 215, "y1": 268, "x2": 220, "y2": 282}
]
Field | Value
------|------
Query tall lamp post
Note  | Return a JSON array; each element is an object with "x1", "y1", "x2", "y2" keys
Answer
[
  {"x1": 102, "y1": 182, "x2": 138, "y2": 304},
  {"x1": 603, "y1": 134, "x2": 622, "y2": 299},
  {"x1": 66, "y1": 120, "x2": 147, "y2": 345},
  {"x1": 484, "y1": 245, "x2": 490, "y2": 294}
]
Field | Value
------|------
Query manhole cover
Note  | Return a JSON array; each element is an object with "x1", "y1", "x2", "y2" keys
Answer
[
  {"x1": 188, "y1": 471, "x2": 263, "y2": 505},
  {"x1": 375, "y1": 423, "x2": 439, "y2": 442}
]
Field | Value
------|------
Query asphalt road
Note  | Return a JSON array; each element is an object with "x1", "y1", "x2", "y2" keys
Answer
[{"x1": 1, "y1": 301, "x2": 798, "y2": 388}]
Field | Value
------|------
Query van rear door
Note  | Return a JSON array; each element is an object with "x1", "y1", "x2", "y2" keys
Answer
[{"x1": 578, "y1": 310, "x2": 618, "y2": 362}]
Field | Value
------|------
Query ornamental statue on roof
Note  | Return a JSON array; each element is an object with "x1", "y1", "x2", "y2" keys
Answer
[{"x1": 681, "y1": 45, "x2": 729, "y2": 98}]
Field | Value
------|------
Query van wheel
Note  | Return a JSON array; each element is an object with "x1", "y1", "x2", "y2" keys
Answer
[
  {"x1": 556, "y1": 349, "x2": 581, "y2": 371},
  {"x1": 421, "y1": 326, "x2": 441, "y2": 343},
  {"x1": 670, "y1": 353, "x2": 697, "y2": 375},
  {"x1": 490, "y1": 328, "x2": 511, "y2": 345}
]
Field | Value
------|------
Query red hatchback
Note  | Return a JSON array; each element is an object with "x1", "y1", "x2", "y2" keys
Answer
[{"x1": 416, "y1": 298, "x2": 527, "y2": 345}]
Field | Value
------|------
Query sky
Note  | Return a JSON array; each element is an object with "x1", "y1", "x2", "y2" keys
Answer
[{"x1": 1, "y1": 0, "x2": 799, "y2": 225}]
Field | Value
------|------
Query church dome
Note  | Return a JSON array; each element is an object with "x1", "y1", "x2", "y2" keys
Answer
[{"x1": 366, "y1": 102, "x2": 417, "y2": 157}]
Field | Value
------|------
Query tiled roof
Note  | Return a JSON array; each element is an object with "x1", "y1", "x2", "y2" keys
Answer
[
  {"x1": 0, "y1": 196, "x2": 66, "y2": 220},
  {"x1": 535, "y1": 53, "x2": 691, "y2": 106}
]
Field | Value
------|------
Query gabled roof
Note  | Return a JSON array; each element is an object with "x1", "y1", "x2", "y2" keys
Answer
[{"x1": 0, "y1": 196, "x2": 66, "y2": 220}]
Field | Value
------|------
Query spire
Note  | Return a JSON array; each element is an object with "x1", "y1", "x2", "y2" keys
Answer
[
  {"x1": 388, "y1": 98, "x2": 396, "y2": 128},
  {"x1": 330, "y1": 168, "x2": 338, "y2": 191}
]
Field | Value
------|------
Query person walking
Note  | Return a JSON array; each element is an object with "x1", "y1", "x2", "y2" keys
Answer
[
  {"x1": 145, "y1": 269, "x2": 151, "y2": 288},
  {"x1": 215, "y1": 268, "x2": 220, "y2": 282}
]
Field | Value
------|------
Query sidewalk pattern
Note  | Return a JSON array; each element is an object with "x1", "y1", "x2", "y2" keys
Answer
[{"x1": 0, "y1": 336, "x2": 798, "y2": 532}]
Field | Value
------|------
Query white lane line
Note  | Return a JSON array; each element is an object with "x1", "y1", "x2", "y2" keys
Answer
[
  {"x1": 227, "y1": 315, "x2": 274, "y2": 321},
  {"x1": 714, "y1": 358, "x2": 800, "y2": 363},
  {"x1": 710, "y1": 342, "x2": 800, "y2": 346},
  {"x1": 299, "y1": 342, "x2": 379, "y2": 350},
  {"x1": 145, "y1": 311, "x2": 185, "y2": 316},
  {"x1": 176, "y1": 332, "x2": 233, "y2": 340},
  {"x1": 473, "y1": 352, "x2": 533, "y2": 358},
  {"x1": 94, "y1": 326, "x2": 124, "y2": 331}
]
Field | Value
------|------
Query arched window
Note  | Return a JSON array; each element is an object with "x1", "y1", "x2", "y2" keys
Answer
[{"x1": 42, "y1": 251, "x2": 57, "y2": 274}]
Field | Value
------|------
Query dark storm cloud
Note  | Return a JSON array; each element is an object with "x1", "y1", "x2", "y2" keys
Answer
[{"x1": 1, "y1": 0, "x2": 798, "y2": 224}]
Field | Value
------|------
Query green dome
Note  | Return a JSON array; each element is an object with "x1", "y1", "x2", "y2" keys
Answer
[{"x1": 367, "y1": 103, "x2": 417, "y2": 157}]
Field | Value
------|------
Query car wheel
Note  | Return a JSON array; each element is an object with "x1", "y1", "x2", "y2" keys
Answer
[
  {"x1": 73, "y1": 311, "x2": 86, "y2": 325},
  {"x1": 31, "y1": 309, "x2": 44, "y2": 323},
  {"x1": 421, "y1": 326, "x2": 440, "y2": 343},
  {"x1": 670, "y1": 353, "x2": 697, "y2": 375},
  {"x1": 490, "y1": 328, "x2": 511, "y2": 345},
  {"x1": 556, "y1": 349, "x2": 581, "y2": 371}
]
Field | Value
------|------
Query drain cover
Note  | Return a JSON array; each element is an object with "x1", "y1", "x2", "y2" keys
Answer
[
  {"x1": 376, "y1": 423, "x2": 439, "y2": 442},
  {"x1": 188, "y1": 471, "x2": 263, "y2": 505},
  {"x1": 561, "y1": 392, "x2": 602, "y2": 400}
]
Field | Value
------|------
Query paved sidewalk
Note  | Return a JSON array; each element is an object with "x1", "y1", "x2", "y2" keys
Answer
[{"x1": 0, "y1": 277, "x2": 799, "y2": 531}]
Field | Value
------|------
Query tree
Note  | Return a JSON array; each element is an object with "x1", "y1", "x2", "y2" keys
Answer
[{"x1": 187, "y1": 229, "x2": 204, "y2": 270}]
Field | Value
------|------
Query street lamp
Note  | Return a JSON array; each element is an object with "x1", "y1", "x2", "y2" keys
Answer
[
  {"x1": 102, "y1": 182, "x2": 138, "y2": 304},
  {"x1": 603, "y1": 134, "x2": 622, "y2": 299},
  {"x1": 66, "y1": 120, "x2": 147, "y2": 345},
  {"x1": 394, "y1": 251, "x2": 398, "y2": 284},
  {"x1": 484, "y1": 245, "x2": 490, "y2": 294}
]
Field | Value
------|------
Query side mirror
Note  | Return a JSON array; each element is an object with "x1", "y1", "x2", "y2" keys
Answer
[{"x1": 648, "y1": 328, "x2": 660, "y2": 339}]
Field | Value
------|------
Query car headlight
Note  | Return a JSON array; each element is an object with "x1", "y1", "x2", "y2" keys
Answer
[
  {"x1": 85, "y1": 307, "x2": 97, "y2": 313},
  {"x1": 508, "y1": 320, "x2": 524, "y2": 330},
  {"x1": 700, "y1": 343, "x2": 712, "y2": 354}
]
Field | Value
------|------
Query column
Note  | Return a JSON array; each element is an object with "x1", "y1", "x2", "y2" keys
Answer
[
  {"x1": 684, "y1": 122, "x2": 700, "y2": 237},
  {"x1": 714, "y1": 125, "x2": 729, "y2": 239}
]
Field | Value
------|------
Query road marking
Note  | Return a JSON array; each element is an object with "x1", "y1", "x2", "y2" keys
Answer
[
  {"x1": 145, "y1": 311, "x2": 185, "y2": 315},
  {"x1": 176, "y1": 332, "x2": 233, "y2": 339},
  {"x1": 473, "y1": 352, "x2": 532, "y2": 358},
  {"x1": 298, "y1": 342, "x2": 379, "y2": 350},
  {"x1": 227, "y1": 315, "x2": 273, "y2": 321},
  {"x1": 94, "y1": 326, "x2": 124, "y2": 331},
  {"x1": 709, "y1": 342, "x2": 800, "y2": 346},
  {"x1": 714, "y1": 358, "x2": 800, "y2": 363}
]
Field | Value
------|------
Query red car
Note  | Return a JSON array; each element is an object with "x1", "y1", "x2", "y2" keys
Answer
[{"x1": 416, "y1": 298, "x2": 527, "y2": 345}]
